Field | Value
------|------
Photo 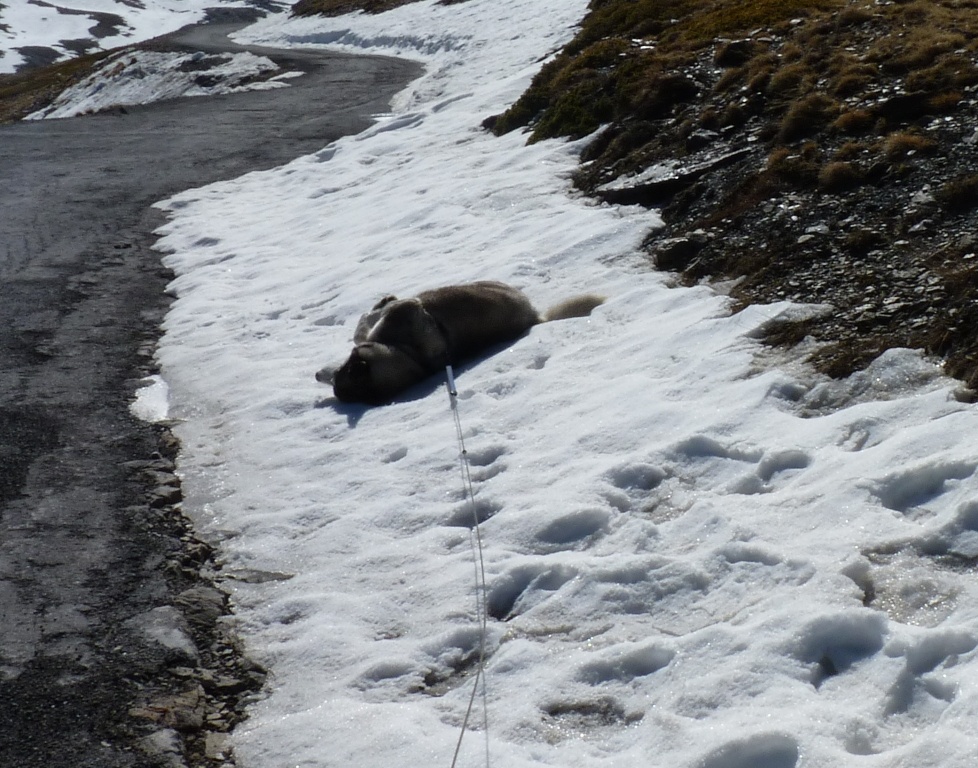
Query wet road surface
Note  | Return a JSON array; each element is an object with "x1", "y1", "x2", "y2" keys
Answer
[{"x1": 0, "y1": 17, "x2": 419, "y2": 767}]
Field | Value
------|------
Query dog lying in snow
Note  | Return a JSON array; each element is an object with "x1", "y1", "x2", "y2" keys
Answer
[{"x1": 316, "y1": 281, "x2": 604, "y2": 405}]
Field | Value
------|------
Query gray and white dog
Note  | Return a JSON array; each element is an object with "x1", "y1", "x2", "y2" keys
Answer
[{"x1": 317, "y1": 280, "x2": 604, "y2": 405}]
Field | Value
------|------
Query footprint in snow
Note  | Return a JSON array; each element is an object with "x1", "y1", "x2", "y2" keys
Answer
[
  {"x1": 882, "y1": 629, "x2": 977, "y2": 718},
  {"x1": 487, "y1": 562, "x2": 578, "y2": 621},
  {"x1": 541, "y1": 696, "x2": 642, "y2": 736},
  {"x1": 383, "y1": 446, "x2": 408, "y2": 463},
  {"x1": 575, "y1": 642, "x2": 675, "y2": 685},
  {"x1": 665, "y1": 435, "x2": 811, "y2": 495},
  {"x1": 869, "y1": 460, "x2": 976, "y2": 519},
  {"x1": 697, "y1": 733, "x2": 800, "y2": 768},
  {"x1": 793, "y1": 611, "x2": 886, "y2": 689},
  {"x1": 534, "y1": 508, "x2": 609, "y2": 550},
  {"x1": 444, "y1": 498, "x2": 499, "y2": 528}
]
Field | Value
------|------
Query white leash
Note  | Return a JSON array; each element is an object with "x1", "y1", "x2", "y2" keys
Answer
[{"x1": 445, "y1": 365, "x2": 491, "y2": 768}]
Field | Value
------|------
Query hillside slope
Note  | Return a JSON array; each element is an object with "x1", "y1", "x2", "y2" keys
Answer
[{"x1": 489, "y1": 0, "x2": 978, "y2": 395}]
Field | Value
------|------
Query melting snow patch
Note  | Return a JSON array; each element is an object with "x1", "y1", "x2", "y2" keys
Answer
[
  {"x1": 130, "y1": 375, "x2": 170, "y2": 423},
  {"x1": 26, "y1": 49, "x2": 286, "y2": 120}
]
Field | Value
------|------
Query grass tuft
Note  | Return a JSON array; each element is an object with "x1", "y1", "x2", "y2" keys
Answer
[
  {"x1": 779, "y1": 94, "x2": 838, "y2": 142},
  {"x1": 882, "y1": 131, "x2": 937, "y2": 159},
  {"x1": 937, "y1": 174, "x2": 978, "y2": 213},
  {"x1": 818, "y1": 161, "x2": 865, "y2": 192}
]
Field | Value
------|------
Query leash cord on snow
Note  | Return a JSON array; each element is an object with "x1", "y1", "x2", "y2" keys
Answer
[{"x1": 445, "y1": 365, "x2": 491, "y2": 768}]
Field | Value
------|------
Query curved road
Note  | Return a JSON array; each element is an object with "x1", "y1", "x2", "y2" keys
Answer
[{"x1": 0, "y1": 17, "x2": 419, "y2": 767}]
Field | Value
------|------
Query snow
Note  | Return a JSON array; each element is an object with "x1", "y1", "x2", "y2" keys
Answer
[
  {"x1": 131, "y1": 375, "x2": 171, "y2": 423},
  {"x1": 25, "y1": 48, "x2": 288, "y2": 120},
  {"x1": 18, "y1": 0, "x2": 978, "y2": 765},
  {"x1": 0, "y1": 0, "x2": 268, "y2": 74}
]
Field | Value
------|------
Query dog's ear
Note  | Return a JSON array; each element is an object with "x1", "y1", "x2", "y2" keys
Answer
[
  {"x1": 348, "y1": 346, "x2": 370, "y2": 374},
  {"x1": 332, "y1": 345, "x2": 379, "y2": 403},
  {"x1": 372, "y1": 295, "x2": 398, "y2": 310}
]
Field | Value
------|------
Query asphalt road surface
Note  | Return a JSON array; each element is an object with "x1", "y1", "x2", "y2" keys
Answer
[{"x1": 0, "y1": 15, "x2": 419, "y2": 767}]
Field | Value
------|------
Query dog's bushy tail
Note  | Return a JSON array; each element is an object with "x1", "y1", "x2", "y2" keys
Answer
[{"x1": 542, "y1": 294, "x2": 606, "y2": 322}]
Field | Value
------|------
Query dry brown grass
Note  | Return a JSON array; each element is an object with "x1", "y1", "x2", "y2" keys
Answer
[
  {"x1": 882, "y1": 131, "x2": 937, "y2": 159},
  {"x1": 818, "y1": 161, "x2": 865, "y2": 192},
  {"x1": 0, "y1": 50, "x2": 113, "y2": 123},
  {"x1": 871, "y1": 27, "x2": 968, "y2": 74},
  {"x1": 765, "y1": 63, "x2": 815, "y2": 100},
  {"x1": 480, "y1": 0, "x2": 978, "y2": 386},
  {"x1": 831, "y1": 64, "x2": 877, "y2": 97},
  {"x1": 906, "y1": 55, "x2": 978, "y2": 92},
  {"x1": 766, "y1": 143, "x2": 821, "y2": 186},
  {"x1": 838, "y1": 5, "x2": 874, "y2": 26},
  {"x1": 832, "y1": 109, "x2": 877, "y2": 134},
  {"x1": 676, "y1": 0, "x2": 845, "y2": 46},
  {"x1": 779, "y1": 94, "x2": 838, "y2": 142},
  {"x1": 833, "y1": 140, "x2": 872, "y2": 161},
  {"x1": 937, "y1": 174, "x2": 978, "y2": 213}
]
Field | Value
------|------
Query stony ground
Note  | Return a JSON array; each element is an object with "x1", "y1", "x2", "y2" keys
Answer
[{"x1": 115, "y1": 414, "x2": 269, "y2": 768}]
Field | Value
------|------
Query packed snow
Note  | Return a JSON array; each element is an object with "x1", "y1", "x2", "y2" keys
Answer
[
  {"x1": 0, "y1": 0, "x2": 270, "y2": 73},
  {"x1": 27, "y1": 0, "x2": 978, "y2": 764}
]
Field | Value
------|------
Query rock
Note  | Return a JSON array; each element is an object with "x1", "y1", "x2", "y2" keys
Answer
[
  {"x1": 596, "y1": 148, "x2": 753, "y2": 207},
  {"x1": 131, "y1": 686, "x2": 207, "y2": 732},
  {"x1": 174, "y1": 585, "x2": 227, "y2": 632},
  {"x1": 126, "y1": 605, "x2": 199, "y2": 665},
  {"x1": 205, "y1": 731, "x2": 232, "y2": 761},
  {"x1": 714, "y1": 38, "x2": 758, "y2": 68},
  {"x1": 138, "y1": 728, "x2": 187, "y2": 768},
  {"x1": 651, "y1": 235, "x2": 706, "y2": 271},
  {"x1": 223, "y1": 567, "x2": 294, "y2": 583},
  {"x1": 149, "y1": 484, "x2": 183, "y2": 508},
  {"x1": 202, "y1": 673, "x2": 252, "y2": 696},
  {"x1": 874, "y1": 91, "x2": 933, "y2": 122},
  {"x1": 143, "y1": 469, "x2": 181, "y2": 487}
]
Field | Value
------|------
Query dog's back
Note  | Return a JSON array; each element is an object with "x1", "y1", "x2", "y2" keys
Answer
[{"x1": 418, "y1": 281, "x2": 540, "y2": 361}]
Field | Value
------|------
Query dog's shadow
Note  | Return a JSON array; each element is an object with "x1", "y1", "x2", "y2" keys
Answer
[{"x1": 313, "y1": 340, "x2": 519, "y2": 427}]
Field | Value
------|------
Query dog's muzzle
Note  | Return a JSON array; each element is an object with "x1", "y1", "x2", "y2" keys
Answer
[{"x1": 315, "y1": 366, "x2": 336, "y2": 385}]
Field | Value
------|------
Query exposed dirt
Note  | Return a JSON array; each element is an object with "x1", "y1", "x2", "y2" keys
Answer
[{"x1": 290, "y1": 0, "x2": 465, "y2": 18}]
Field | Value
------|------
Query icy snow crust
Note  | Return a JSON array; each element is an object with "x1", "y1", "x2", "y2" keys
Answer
[{"x1": 151, "y1": 1, "x2": 978, "y2": 766}]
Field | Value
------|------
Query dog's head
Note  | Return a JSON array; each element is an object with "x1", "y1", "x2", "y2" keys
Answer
[{"x1": 319, "y1": 343, "x2": 428, "y2": 405}]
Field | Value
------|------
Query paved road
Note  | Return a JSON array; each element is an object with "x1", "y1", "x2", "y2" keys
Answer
[{"x1": 0, "y1": 17, "x2": 419, "y2": 767}]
